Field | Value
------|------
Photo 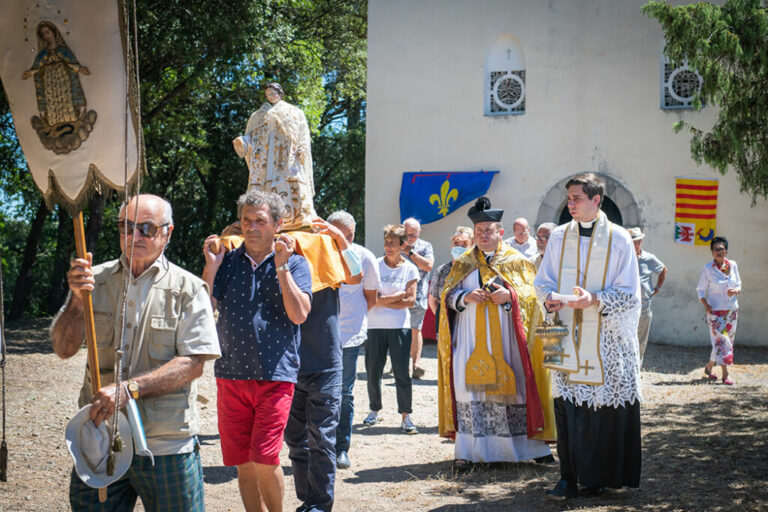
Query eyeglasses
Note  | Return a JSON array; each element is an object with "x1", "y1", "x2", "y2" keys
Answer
[
  {"x1": 117, "y1": 220, "x2": 169, "y2": 238},
  {"x1": 535, "y1": 235, "x2": 550, "y2": 241}
]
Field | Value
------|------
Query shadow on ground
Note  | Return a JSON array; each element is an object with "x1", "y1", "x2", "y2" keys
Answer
[
  {"x1": 414, "y1": 388, "x2": 768, "y2": 511},
  {"x1": 642, "y1": 342, "x2": 768, "y2": 375},
  {"x1": 203, "y1": 465, "x2": 237, "y2": 485},
  {"x1": 4, "y1": 318, "x2": 54, "y2": 355}
]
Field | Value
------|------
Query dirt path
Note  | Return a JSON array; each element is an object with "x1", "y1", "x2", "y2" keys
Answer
[{"x1": 0, "y1": 318, "x2": 767, "y2": 511}]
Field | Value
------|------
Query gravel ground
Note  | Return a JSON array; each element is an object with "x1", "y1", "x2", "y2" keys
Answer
[{"x1": 0, "y1": 318, "x2": 767, "y2": 511}]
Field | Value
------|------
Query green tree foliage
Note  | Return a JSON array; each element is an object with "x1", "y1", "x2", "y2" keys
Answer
[
  {"x1": 644, "y1": 0, "x2": 768, "y2": 203},
  {"x1": 0, "y1": 0, "x2": 367, "y2": 317}
]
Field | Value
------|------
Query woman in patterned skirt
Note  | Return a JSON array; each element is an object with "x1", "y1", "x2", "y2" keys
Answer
[{"x1": 696, "y1": 236, "x2": 741, "y2": 385}]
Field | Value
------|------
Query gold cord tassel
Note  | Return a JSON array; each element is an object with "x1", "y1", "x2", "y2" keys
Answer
[
  {"x1": 112, "y1": 434, "x2": 123, "y2": 453},
  {"x1": 106, "y1": 452, "x2": 115, "y2": 476}
]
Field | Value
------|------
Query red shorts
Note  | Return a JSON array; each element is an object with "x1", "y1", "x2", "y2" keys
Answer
[{"x1": 216, "y1": 378, "x2": 294, "y2": 466}]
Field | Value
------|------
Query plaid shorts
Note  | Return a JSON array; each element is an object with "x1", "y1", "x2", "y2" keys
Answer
[{"x1": 69, "y1": 447, "x2": 204, "y2": 512}]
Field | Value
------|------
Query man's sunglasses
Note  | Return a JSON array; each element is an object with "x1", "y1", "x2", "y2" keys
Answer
[{"x1": 117, "y1": 220, "x2": 169, "y2": 238}]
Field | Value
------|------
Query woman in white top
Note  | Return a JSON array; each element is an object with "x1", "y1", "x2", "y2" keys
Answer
[
  {"x1": 364, "y1": 224, "x2": 420, "y2": 433},
  {"x1": 696, "y1": 236, "x2": 741, "y2": 385}
]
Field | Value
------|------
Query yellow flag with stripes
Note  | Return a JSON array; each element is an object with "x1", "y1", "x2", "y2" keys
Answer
[{"x1": 674, "y1": 177, "x2": 718, "y2": 246}]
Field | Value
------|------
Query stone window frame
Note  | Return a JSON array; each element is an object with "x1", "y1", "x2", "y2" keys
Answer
[{"x1": 535, "y1": 173, "x2": 641, "y2": 229}]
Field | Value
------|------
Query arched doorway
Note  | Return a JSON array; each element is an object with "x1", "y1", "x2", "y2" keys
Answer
[
  {"x1": 558, "y1": 196, "x2": 624, "y2": 225},
  {"x1": 535, "y1": 172, "x2": 640, "y2": 228}
]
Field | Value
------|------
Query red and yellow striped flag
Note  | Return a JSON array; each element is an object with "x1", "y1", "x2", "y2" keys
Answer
[{"x1": 674, "y1": 177, "x2": 718, "y2": 246}]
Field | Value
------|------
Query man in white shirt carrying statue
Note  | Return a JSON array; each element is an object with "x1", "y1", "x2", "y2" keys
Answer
[
  {"x1": 534, "y1": 173, "x2": 642, "y2": 500},
  {"x1": 328, "y1": 210, "x2": 380, "y2": 470}
]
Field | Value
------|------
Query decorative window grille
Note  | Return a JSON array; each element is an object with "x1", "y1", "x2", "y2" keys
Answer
[
  {"x1": 484, "y1": 34, "x2": 526, "y2": 117},
  {"x1": 489, "y1": 70, "x2": 526, "y2": 114},
  {"x1": 661, "y1": 62, "x2": 703, "y2": 109}
]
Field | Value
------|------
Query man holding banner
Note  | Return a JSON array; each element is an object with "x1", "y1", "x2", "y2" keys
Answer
[
  {"x1": 534, "y1": 173, "x2": 642, "y2": 500},
  {"x1": 52, "y1": 194, "x2": 221, "y2": 511}
]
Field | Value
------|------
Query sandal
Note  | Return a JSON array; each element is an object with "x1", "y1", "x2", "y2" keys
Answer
[
  {"x1": 704, "y1": 372, "x2": 718, "y2": 380},
  {"x1": 722, "y1": 377, "x2": 734, "y2": 385}
]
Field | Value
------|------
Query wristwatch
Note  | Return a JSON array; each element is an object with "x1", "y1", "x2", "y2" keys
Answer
[
  {"x1": 276, "y1": 263, "x2": 290, "y2": 273},
  {"x1": 408, "y1": 250, "x2": 414, "y2": 256},
  {"x1": 126, "y1": 379, "x2": 140, "y2": 400}
]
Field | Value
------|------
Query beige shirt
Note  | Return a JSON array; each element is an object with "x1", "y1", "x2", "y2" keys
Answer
[{"x1": 58, "y1": 255, "x2": 220, "y2": 456}]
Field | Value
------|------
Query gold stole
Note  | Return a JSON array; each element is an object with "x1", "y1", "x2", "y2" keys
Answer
[
  {"x1": 464, "y1": 253, "x2": 516, "y2": 396},
  {"x1": 553, "y1": 211, "x2": 613, "y2": 385}
]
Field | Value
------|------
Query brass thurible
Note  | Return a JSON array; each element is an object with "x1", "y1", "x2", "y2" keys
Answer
[{"x1": 535, "y1": 312, "x2": 570, "y2": 369}]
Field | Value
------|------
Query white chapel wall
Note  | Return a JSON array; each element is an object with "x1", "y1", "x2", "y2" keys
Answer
[{"x1": 366, "y1": 0, "x2": 768, "y2": 346}]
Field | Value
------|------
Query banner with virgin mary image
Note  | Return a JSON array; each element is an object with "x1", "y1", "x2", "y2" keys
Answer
[{"x1": 0, "y1": 0, "x2": 140, "y2": 213}]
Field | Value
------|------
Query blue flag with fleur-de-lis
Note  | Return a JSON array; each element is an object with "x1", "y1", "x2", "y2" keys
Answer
[{"x1": 399, "y1": 170, "x2": 499, "y2": 225}]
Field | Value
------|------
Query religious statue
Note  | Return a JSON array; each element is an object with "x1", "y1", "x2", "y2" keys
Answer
[
  {"x1": 233, "y1": 82, "x2": 316, "y2": 231},
  {"x1": 22, "y1": 21, "x2": 97, "y2": 154}
]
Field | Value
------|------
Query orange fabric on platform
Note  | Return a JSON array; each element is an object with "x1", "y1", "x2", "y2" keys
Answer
[{"x1": 290, "y1": 231, "x2": 349, "y2": 292}]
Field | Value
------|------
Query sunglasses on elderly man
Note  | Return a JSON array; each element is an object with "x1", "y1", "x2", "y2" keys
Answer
[{"x1": 117, "y1": 220, "x2": 169, "y2": 238}]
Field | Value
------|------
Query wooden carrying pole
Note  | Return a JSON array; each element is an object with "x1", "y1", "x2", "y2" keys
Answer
[{"x1": 73, "y1": 212, "x2": 108, "y2": 502}]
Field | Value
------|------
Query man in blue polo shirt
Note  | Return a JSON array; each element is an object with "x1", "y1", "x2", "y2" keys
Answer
[
  {"x1": 285, "y1": 216, "x2": 362, "y2": 512},
  {"x1": 202, "y1": 190, "x2": 312, "y2": 512}
]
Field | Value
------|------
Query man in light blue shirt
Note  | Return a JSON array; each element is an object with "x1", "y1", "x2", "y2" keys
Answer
[
  {"x1": 402, "y1": 218, "x2": 434, "y2": 379},
  {"x1": 628, "y1": 227, "x2": 667, "y2": 368}
]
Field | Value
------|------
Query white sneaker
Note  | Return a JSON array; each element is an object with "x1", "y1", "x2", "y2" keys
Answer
[
  {"x1": 363, "y1": 410, "x2": 381, "y2": 426},
  {"x1": 400, "y1": 414, "x2": 418, "y2": 434}
]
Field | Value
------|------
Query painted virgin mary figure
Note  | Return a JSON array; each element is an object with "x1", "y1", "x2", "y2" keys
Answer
[
  {"x1": 233, "y1": 82, "x2": 316, "y2": 231},
  {"x1": 22, "y1": 21, "x2": 96, "y2": 154}
]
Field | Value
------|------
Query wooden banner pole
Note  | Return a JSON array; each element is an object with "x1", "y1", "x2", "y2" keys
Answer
[{"x1": 72, "y1": 212, "x2": 108, "y2": 503}]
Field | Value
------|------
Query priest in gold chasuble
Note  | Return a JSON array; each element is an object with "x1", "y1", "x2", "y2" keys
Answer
[
  {"x1": 535, "y1": 173, "x2": 642, "y2": 500},
  {"x1": 438, "y1": 197, "x2": 550, "y2": 465}
]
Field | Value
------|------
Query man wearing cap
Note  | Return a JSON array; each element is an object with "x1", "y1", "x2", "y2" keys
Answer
[
  {"x1": 628, "y1": 227, "x2": 667, "y2": 368},
  {"x1": 52, "y1": 194, "x2": 221, "y2": 511},
  {"x1": 534, "y1": 173, "x2": 642, "y2": 500},
  {"x1": 437, "y1": 197, "x2": 550, "y2": 468},
  {"x1": 503, "y1": 217, "x2": 539, "y2": 260}
]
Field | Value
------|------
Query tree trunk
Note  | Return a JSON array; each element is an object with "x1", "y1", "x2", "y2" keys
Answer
[
  {"x1": 85, "y1": 192, "x2": 106, "y2": 255},
  {"x1": 347, "y1": 99, "x2": 363, "y2": 130},
  {"x1": 47, "y1": 206, "x2": 73, "y2": 313},
  {"x1": 9, "y1": 201, "x2": 49, "y2": 320}
]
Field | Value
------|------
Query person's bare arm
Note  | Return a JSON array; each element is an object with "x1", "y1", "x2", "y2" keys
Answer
[
  {"x1": 275, "y1": 235, "x2": 311, "y2": 324},
  {"x1": 377, "y1": 290, "x2": 405, "y2": 305},
  {"x1": 383, "y1": 279, "x2": 417, "y2": 309},
  {"x1": 405, "y1": 249, "x2": 434, "y2": 272},
  {"x1": 428, "y1": 294, "x2": 439, "y2": 315},
  {"x1": 51, "y1": 255, "x2": 94, "y2": 359},
  {"x1": 653, "y1": 266, "x2": 668, "y2": 295},
  {"x1": 89, "y1": 354, "x2": 207, "y2": 427},
  {"x1": 201, "y1": 234, "x2": 225, "y2": 310},
  {"x1": 313, "y1": 217, "x2": 363, "y2": 284},
  {"x1": 364, "y1": 288, "x2": 377, "y2": 311}
]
